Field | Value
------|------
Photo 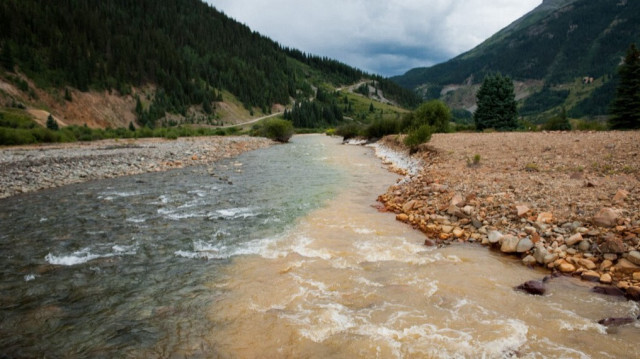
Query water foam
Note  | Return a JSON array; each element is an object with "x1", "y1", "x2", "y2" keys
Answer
[
  {"x1": 45, "y1": 244, "x2": 137, "y2": 266},
  {"x1": 368, "y1": 142, "x2": 422, "y2": 176}
]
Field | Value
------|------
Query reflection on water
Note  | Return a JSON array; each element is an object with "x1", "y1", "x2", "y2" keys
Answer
[{"x1": 0, "y1": 135, "x2": 638, "y2": 358}]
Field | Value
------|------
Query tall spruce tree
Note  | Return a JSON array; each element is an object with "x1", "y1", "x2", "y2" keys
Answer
[
  {"x1": 474, "y1": 74, "x2": 518, "y2": 131},
  {"x1": 610, "y1": 43, "x2": 640, "y2": 129}
]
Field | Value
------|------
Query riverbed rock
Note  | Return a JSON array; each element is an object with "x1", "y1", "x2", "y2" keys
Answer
[
  {"x1": 627, "y1": 251, "x2": 640, "y2": 266},
  {"x1": 598, "y1": 317, "x2": 636, "y2": 327},
  {"x1": 515, "y1": 280, "x2": 546, "y2": 295},
  {"x1": 558, "y1": 262, "x2": 576, "y2": 273},
  {"x1": 522, "y1": 255, "x2": 537, "y2": 266},
  {"x1": 626, "y1": 286, "x2": 640, "y2": 301},
  {"x1": 600, "y1": 273, "x2": 613, "y2": 284},
  {"x1": 424, "y1": 238, "x2": 436, "y2": 247},
  {"x1": 591, "y1": 286, "x2": 626, "y2": 297},
  {"x1": 516, "y1": 205, "x2": 530, "y2": 217},
  {"x1": 516, "y1": 237, "x2": 534, "y2": 253},
  {"x1": 581, "y1": 271, "x2": 601, "y2": 282},
  {"x1": 500, "y1": 235, "x2": 520, "y2": 253},
  {"x1": 488, "y1": 231, "x2": 503, "y2": 244},
  {"x1": 612, "y1": 189, "x2": 629, "y2": 204},
  {"x1": 599, "y1": 236, "x2": 626, "y2": 254},
  {"x1": 578, "y1": 258, "x2": 597, "y2": 270},
  {"x1": 566, "y1": 233, "x2": 583, "y2": 246},
  {"x1": 537, "y1": 212, "x2": 553, "y2": 224},
  {"x1": 593, "y1": 208, "x2": 619, "y2": 227}
]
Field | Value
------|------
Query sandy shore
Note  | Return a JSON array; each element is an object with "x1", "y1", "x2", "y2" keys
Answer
[
  {"x1": 0, "y1": 136, "x2": 274, "y2": 199},
  {"x1": 377, "y1": 131, "x2": 640, "y2": 299}
]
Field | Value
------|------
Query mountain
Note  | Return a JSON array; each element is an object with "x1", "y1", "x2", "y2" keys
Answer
[
  {"x1": 0, "y1": 0, "x2": 419, "y2": 129},
  {"x1": 392, "y1": 0, "x2": 640, "y2": 121}
]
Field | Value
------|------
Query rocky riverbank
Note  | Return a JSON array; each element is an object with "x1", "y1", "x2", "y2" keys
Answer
[
  {"x1": 0, "y1": 136, "x2": 274, "y2": 199},
  {"x1": 376, "y1": 131, "x2": 640, "y2": 300}
]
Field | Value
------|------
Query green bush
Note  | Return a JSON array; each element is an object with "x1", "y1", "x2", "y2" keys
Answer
[
  {"x1": 575, "y1": 119, "x2": 608, "y2": 131},
  {"x1": 335, "y1": 123, "x2": 363, "y2": 140},
  {"x1": 257, "y1": 118, "x2": 294, "y2": 143},
  {"x1": 365, "y1": 118, "x2": 399, "y2": 139},
  {"x1": 404, "y1": 124, "x2": 433, "y2": 151}
]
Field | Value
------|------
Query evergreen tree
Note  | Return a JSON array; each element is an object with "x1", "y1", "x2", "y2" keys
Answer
[
  {"x1": 128, "y1": 121, "x2": 136, "y2": 131},
  {"x1": 474, "y1": 74, "x2": 518, "y2": 131},
  {"x1": 46, "y1": 114, "x2": 59, "y2": 130},
  {"x1": 610, "y1": 43, "x2": 640, "y2": 129},
  {"x1": 0, "y1": 43, "x2": 14, "y2": 71},
  {"x1": 544, "y1": 108, "x2": 572, "y2": 131}
]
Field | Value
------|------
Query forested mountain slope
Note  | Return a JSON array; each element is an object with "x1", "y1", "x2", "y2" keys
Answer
[
  {"x1": 392, "y1": 0, "x2": 640, "y2": 121},
  {"x1": 0, "y1": 0, "x2": 418, "y2": 129}
]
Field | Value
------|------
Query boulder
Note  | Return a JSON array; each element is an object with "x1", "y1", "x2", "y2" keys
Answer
[
  {"x1": 501, "y1": 235, "x2": 520, "y2": 253},
  {"x1": 593, "y1": 208, "x2": 619, "y2": 227},
  {"x1": 515, "y1": 280, "x2": 546, "y2": 295},
  {"x1": 516, "y1": 237, "x2": 534, "y2": 253},
  {"x1": 598, "y1": 317, "x2": 636, "y2": 327}
]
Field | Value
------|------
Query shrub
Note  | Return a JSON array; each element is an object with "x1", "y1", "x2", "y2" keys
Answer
[
  {"x1": 335, "y1": 123, "x2": 363, "y2": 140},
  {"x1": 257, "y1": 118, "x2": 294, "y2": 143},
  {"x1": 365, "y1": 118, "x2": 399, "y2": 139},
  {"x1": 543, "y1": 109, "x2": 571, "y2": 131},
  {"x1": 404, "y1": 124, "x2": 433, "y2": 152},
  {"x1": 46, "y1": 114, "x2": 59, "y2": 131}
]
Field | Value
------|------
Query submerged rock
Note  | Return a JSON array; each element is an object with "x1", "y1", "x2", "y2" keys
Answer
[
  {"x1": 515, "y1": 280, "x2": 546, "y2": 295},
  {"x1": 598, "y1": 317, "x2": 636, "y2": 327},
  {"x1": 591, "y1": 286, "x2": 626, "y2": 297}
]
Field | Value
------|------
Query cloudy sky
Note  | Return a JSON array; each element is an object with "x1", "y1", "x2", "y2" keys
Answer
[{"x1": 207, "y1": 0, "x2": 542, "y2": 77}]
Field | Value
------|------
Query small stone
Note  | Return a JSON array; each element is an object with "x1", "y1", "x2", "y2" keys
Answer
[
  {"x1": 515, "y1": 280, "x2": 546, "y2": 295},
  {"x1": 612, "y1": 189, "x2": 629, "y2": 204},
  {"x1": 488, "y1": 231, "x2": 503, "y2": 244},
  {"x1": 600, "y1": 260, "x2": 613, "y2": 271},
  {"x1": 627, "y1": 251, "x2": 640, "y2": 266},
  {"x1": 600, "y1": 273, "x2": 613, "y2": 284},
  {"x1": 453, "y1": 228, "x2": 465, "y2": 238},
  {"x1": 577, "y1": 239, "x2": 591, "y2": 252},
  {"x1": 614, "y1": 258, "x2": 640, "y2": 271},
  {"x1": 581, "y1": 271, "x2": 601, "y2": 282},
  {"x1": 516, "y1": 237, "x2": 534, "y2": 253},
  {"x1": 396, "y1": 213, "x2": 409, "y2": 222},
  {"x1": 500, "y1": 235, "x2": 520, "y2": 253},
  {"x1": 558, "y1": 262, "x2": 576, "y2": 273},
  {"x1": 424, "y1": 238, "x2": 436, "y2": 247},
  {"x1": 578, "y1": 258, "x2": 597, "y2": 270},
  {"x1": 566, "y1": 233, "x2": 583, "y2": 246},
  {"x1": 522, "y1": 255, "x2": 537, "y2": 266},
  {"x1": 593, "y1": 208, "x2": 619, "y2": 227},
  {"x1": 604, "y1": 253, "x2": 618, "y2": 261},
  {"x1": 633, "y1": 272, "x2": 640, "y2": 281},
  {"x1": 544, "y1": 253, "x2": 559, "y2": 265},
  {"x1": 402, "y1": 200, "x2": 417, "y2": 213},
  {"x1": 516, "y1": 205, "x2": 530, "y2": 217},
  {"x1": 191, "y1": 155, "x2": 199, "y2": 161},
  {"x1": 537, "y1": 212, "x2": 553, "y2": 224},
  {"x1": 441, "y1": 225, "x2": 454, "y2": 234},
  {"x1": 451, "y1": 194, "x2": 464, "y2": 207}
]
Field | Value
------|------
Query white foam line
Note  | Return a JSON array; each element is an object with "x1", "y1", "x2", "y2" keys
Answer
[{"x1": 368, "y1": 142, "x2": 423, "y2": 176}]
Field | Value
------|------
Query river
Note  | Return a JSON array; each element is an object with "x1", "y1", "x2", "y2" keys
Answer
[{"x1": 0, "y1": 134, "x2": 638, "y2": 358}]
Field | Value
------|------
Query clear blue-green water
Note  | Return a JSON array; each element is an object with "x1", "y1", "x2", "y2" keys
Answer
[{"x1": 0, "y1": 135, "x2": 344, "y2": 357}]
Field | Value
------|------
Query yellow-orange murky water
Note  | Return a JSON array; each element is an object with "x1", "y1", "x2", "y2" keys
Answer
[{"x1": 207, "y1": 135, "x2": 639, "y2": 358}]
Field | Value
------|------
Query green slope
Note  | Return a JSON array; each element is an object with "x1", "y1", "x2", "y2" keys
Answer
[
  {"x1": 0, "y1": 0, "x2": 418, "y2": 129},
  {"x1": 392, "y1": 0, "x2": 640, "y2": 119}
]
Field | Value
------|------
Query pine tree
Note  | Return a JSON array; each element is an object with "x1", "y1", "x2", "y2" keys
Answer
[
  {"x1": 474, "y1": 74, "x2": 518, "y2": 131},
  {"x1": 610, "y1": 43, "x2": 640, "y2": 129},
  {"x1": 128, "y1": 121, "x2": 136, "y2": 131},
  {"x1": 0, "y1": 43, "x2": 14, "y2": 72},
  {"x1": 46, "y1": 114, "x2": 59, "y2": 130}
]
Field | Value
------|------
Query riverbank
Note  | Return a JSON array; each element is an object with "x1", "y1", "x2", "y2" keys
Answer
[
  {"x1": 0, "y1": 136, "x2": 274, "y2": 198},
  {"x1": 376, "y1": 131, "x2": 640, "y2": 299}
]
